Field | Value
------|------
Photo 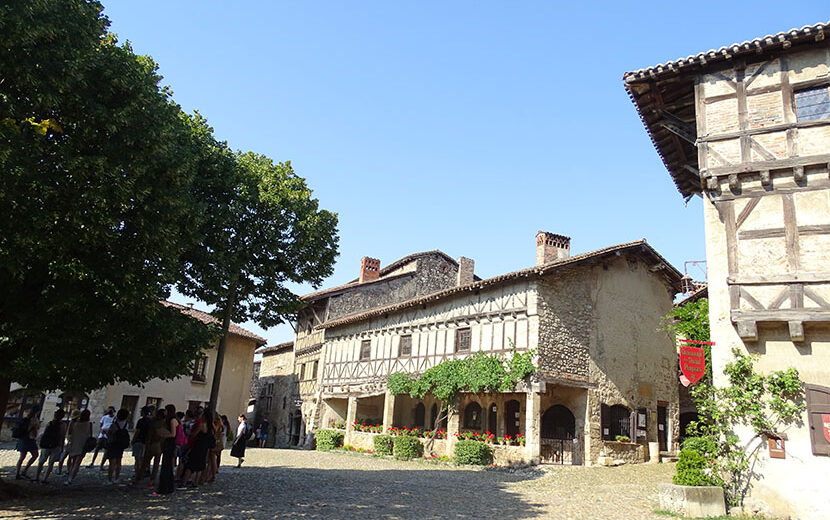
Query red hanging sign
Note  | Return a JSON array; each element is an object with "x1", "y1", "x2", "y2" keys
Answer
[
  {"x1": 822, "y1": 414, "x2": 830, "y2": 444},
  {"x1": 679, "y1": 341, "x2": 707, "y2": 386}
]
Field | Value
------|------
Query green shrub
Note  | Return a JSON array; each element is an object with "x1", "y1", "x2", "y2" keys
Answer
[
  {"x1": 393, "y1": 435, "x2": 423, "y2": 461},
  {"x1": 681, "y1": 436, "x2": 718, "y2": 458},
  {"x1": 374, "y1": 434, "x2": 394, "y2": 456},
  {"x1": 454, "y1": 440, "x2": 493, "y2": 465},
  {"x1": 673, "y1": 449, "x2": 722, "y2": 487},
  {"x1": 315, "y1": 429, "x2": 344, "y2": 451}
]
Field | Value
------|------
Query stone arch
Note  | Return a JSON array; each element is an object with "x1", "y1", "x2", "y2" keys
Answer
[
  {"x1": 504, "y1": 399, "x2": 521, "y2": 436},
  {"x1": 487, "y1": 402, "x2": 498, "y2": 434},
  {"x1": 541, "y1": 404, "x2": 575, "y2": 440},
  {"x1": 414, "y1": 402, "x2": 425, "y2": 429},
  {"x1": 463, "y1": 402, "x2": 482, "y2": 430}
]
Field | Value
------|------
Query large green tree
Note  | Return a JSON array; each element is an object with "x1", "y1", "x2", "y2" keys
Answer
[
  {"x1": 179, "y1": 150, "x2": 339, "y2": 411},
  {"x1": 0, "y1": 0, "x2": 217, "y2": 407}
]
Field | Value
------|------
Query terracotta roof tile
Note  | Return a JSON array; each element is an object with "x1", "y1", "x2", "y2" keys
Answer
[
  {"x1": 256, "y1": 341, "x2": 294, "y2": 355},
  {"x1": 162, "y1": 301, "x2": 267, "y2": 345}
]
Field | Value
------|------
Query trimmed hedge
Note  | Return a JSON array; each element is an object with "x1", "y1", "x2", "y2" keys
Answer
[
  {"x1": 374, "y1": 434, "x2": 394, "y2": 456},
  {"x1": 682, "y1": 436, "x2": 718, "y2": 458},
  {"x1": 454, "y1": 440, "x2": 493, "y2": 465},
  {"x1": 315, "y1": 429, "x2": 344, "y2": 451},
  {"x1": 393, "y1": 435, "x2": 423, "y2": 461}
]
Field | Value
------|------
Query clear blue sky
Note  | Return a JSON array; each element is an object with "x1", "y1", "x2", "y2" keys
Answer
[{"x1": 104, "y1": 1, "x2": 828, "y2": 346}]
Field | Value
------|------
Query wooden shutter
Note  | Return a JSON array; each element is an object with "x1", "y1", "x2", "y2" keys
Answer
[
  {"x1": 600, "y1": 404, "x2": 610, "y2": 440},
  {"x1": 805, "y1": 383, "x2": 830, "y2": 456}
]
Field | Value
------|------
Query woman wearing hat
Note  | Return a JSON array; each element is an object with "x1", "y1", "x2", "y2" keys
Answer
[{"x1": 64, "y1": 409, "x2": 91, "y2": 485}]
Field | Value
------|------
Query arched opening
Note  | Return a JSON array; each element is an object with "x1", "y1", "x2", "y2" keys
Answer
[
  {"x1": 541, "y1": 405, "x2": 575, "y2": 439},
  {"x1": 487, "y1": 403, "x2": 497, "y2": 434},
  {"x1": 414, "y1": 402, "x2": 425, "y2": 429},
  {"x1": 463, "y1": 402, "x2": 482, "y2": 430},
  {"x1": 504, "y1": 399, "x2": 521, "y2": 436},
  {"x1": 679, "y1": 411, "x2": 698, "y2": 442}
]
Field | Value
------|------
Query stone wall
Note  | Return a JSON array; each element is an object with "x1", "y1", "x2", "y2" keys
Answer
[
  {"x1": 326, "y1": 254, "x2": 459, "y2": 321},
  {"x1": 492, "y1": 445, "x2": 527, "y2": 466},
  {"x1": 537, "y1": 266, "x2": 591, "y2": 380},
  {"x1": 600, "y1": 441, "x2": 645, "y2": 464}
]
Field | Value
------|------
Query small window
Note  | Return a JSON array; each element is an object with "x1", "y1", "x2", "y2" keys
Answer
[
  {"x1": 360, "y1": 340, "x2": 371, "y2": 360},
  {"x1": 299, "y1": 363, "x2": 306, "y2": 380},
  {"x1": 795, "y1": 86, "x2": 830, "y2": 122},
  {"x1": 267, "y1": 383, "x2": 274, "y2": 396},
  {"x1": 399, "y1": 335, "x2": 412, "y2": 357},
  {"x1": 265, "y1": 396, "x2": 273, "y2": 411},
  {"x1": 455, "y1": 328, "x2": 471, "y2": 353},
  {"x1": 192, "y1": 355, "x2": 208, "y2": 382},
  {"x1": 282, "y1": 396, "x2": 287, "y2": 409},
  {"x1": 311, "y1": 360, "x2": 318, "y2": 379},
  {"x1": 601, "y1": 404, "x2": 632, "y2": 440},
  {"x1": 146, "y1": 397, "x2": 163, "y2": 410}
]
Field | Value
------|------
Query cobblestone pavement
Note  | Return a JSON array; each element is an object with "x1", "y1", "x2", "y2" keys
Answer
[{"x1": 0, "y1": 443, "x2": 676, "y2": 519}]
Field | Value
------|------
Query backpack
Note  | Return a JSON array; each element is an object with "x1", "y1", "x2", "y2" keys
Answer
[
  {"x1": 39, "y1": 420, "x2": 60, "y2": 449},
  {"x1": 242, "y1": 423, "x2": 253, "y2": 441},
  {"x1": 11, "y1": 417, "x2": 30, "y2": 439},
  {"x1": 110, "y1": 421, "x2": 130, "y2": 450}
]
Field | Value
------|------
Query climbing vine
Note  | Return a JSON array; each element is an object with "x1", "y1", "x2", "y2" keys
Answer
[{"x1": 664, "y1": 298, "x2": 805, "y2": 508}]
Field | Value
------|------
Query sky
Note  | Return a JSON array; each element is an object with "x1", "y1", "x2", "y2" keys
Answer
[{"x1": 103, "y1": 1, "x2": 829, "y2": 346}]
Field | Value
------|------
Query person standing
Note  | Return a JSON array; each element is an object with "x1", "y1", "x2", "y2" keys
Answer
[
  {"x1": 34, "y1": 409, "x2": 66, "y2": 484},
  {"x1": 105, "y1": 408, "x2": 130, "y2": 484},
  {"x1": 206, "y1": 413, "x2": 225, "y2": 483},
  {"x1": 258, "y1": 419, "x2": 270, "y2": 448},
  {"x1": 179, "y1": 410, "x2": 213, "y2": 489},
  {"x1": 64, "y1": 409, "x2": 92, "y2": 485},
  {"x1": 155, "y1": 404, "x2": 178, "y2": 495},
  {"x1": 230, "y1": 414, "x2": 248, "y2": 468},
  {"x1": 14, "y1": 406, "x2": 40, "y2": 480},
  {"x1": 89, "y1": 406, "x2": 115, "y2": 469},
  {"x1": 131, "y1": 406, "x2": 152, "y2": 486}
]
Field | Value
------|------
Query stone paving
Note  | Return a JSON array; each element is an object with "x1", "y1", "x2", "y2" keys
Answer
[{"x1": 0, "y1": 443, "x2": 676, "y2": 519}]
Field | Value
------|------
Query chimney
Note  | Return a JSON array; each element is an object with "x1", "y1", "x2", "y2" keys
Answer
[
  {"x1": 456, "y1": 257, "x2": 475, "y2": 286},
  {"x1": 359, "y1": 256, "x2": 380, "y2": 283},
  {"x1": 536, "y1": 231, "x2": 570, "y2": 266}
]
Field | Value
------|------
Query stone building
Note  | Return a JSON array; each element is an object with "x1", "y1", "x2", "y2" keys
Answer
[
  {"x1": 298, "y1": 233, "x2": 683, "y2": 465},
  {"x1": 625, "y1": 21, "x2": 830, "y2": 518},
  {"x1": 2, "y1": 302, "x2": 265, "y2": 439},
  {"x1": 289, "y1": 251, "x2": 476, "y2": 446},
  {"x1": 253, "y1": 341, "x2": 298, "y2": 447}
]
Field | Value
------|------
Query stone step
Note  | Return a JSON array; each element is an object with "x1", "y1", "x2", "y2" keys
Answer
[{"x1": 660, "y1": 451, "x2": 679, "y2": 463}]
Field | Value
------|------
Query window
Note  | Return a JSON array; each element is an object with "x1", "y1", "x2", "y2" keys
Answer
[
  {"x1": 282, "y1": 396, "x2": 287, "y2": 410},
  {"x1": 360, "y1": 340, "x2": 371, "y2": 361},
  {"x1": 311, "y1": 361, "x2": 318, "y2": 380},
  {"x1": 601, "y1": 404, "x2": 632, "y2": 440},
  {"x1": 267, "y1": 383, "x2": 274, "y2": 396},
  {"x1": 795, "y1": 86, "x2": 830, "y2": 122},
  {"x1": 806, "y1": 383, "x2": 830, "y2": 456},
  {"x1": 299, "y1": 363, "x2": 306, "y2": 381},
  {"x1": 399, "y1": 335, "x2": 412, "y2": 357},
  {"x1": 192, "y1": 355, "x2": 208, "y2": 382},
  {"x1": 4, "y1": 389, "x2": 44, "y2": 421},
  {"x1": 188, "y1": 400, "x2": 202, "y2": 412},
  {"x1": 463, "y1": 402, "x2": 482, "y2": 430},
  {"x1": 265, "y1": 396, "x2": 273, "y2": 411},
  {"x1": 120, "y1": 395, "x2": 139, "y2": 425},
  {"x1": 455, "y1": 328, "x2": 471, "y2": 353},
  {"x1": 146, "y1": 397, "x2": 163, "y2": 410}
]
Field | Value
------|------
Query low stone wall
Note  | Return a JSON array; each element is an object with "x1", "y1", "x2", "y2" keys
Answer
[
  {"x1": 492, "y1": 445, "x2": 527, "y2": 466},
  {"x1": 420, "y1": 437, "x2": 448, "y2": 458},
  {"x1": 601, "y1": 441, "x2": 645, "y2": 463},
  {"x1": 658, "y1": 483, "x2": 726, "y2": 518},
  {"x1": 345, "y1": 430, "x2": 375, "y2": 451}
]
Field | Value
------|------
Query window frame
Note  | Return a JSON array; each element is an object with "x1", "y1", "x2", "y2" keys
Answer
[
  {"x1": 192, "y1": 355, "x2": 208, "y2": 383},
  {"x1": 805, "y1": 383, "x2": 830, "y2": 456},
  {"x1": 601, "y1": 404, "x2": 632, "y2": 441},
  {"x1": 455, "y1": 328, "x2": 471, "y2": 353},
  {"x1": 794, "y1": 84, "x2": 830, "y2": 122},
  {"x1": 399, "y1": 335, "x2": 412, "y2": 358},
  {"x1": 360, "y1": 340, "x2": 371, "y2": 361}
]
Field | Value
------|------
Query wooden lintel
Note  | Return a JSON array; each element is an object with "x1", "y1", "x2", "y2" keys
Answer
[
  {"x1": 788, "y1": 321, "x2": 805, "y2": 342},
  {"x1": 700, "y1": 119, "x2": 830, "y2": 144},
  {"x1": 736, "y1": 320, "x2": 758, "y2": 341},
  {"x1": 760, "y1": 170, "x2": 771, "y2": 185},
  {"x1": 794, "y1": 165, "x2": 805, "y2": 183},
  {"x1": 706, "y1": 153, "x2": 830, "y2": 177},
  {"x1": 729, "y1": 272, "x2": 830, "y2": 285},
  {"x1": 731, "y1": 308, "x2": 830, "y2": 322}
]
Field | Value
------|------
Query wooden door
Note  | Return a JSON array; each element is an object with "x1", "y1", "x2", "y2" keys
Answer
[
  {"x1": 505, "y1": 400, "x2": 520, "y2": 436},
  {"x1": 657, "y1": 405, "x2": 668, "y2": 451}
]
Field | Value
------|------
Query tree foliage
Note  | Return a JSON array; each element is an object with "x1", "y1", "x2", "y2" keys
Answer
[{"x1": 0, "y1": 0, "x2": 217, "y2": 392}]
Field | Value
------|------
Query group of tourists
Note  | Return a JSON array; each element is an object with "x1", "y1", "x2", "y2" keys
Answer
[{"x1": 12, "y1": 403, "x2": 254, "y2": 496}]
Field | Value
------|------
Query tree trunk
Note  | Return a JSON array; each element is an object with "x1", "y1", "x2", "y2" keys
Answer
[
  {"x1": 208, "y1": 282, "x2": 238, "y2": 413},
  {"x1": 424, "y1": 403, "x2": 448, "y2": 455}
]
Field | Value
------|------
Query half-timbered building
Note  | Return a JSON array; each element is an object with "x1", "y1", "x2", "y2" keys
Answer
[
  {"x1": 299, "y1": 233, "x2": 682, "y2": 465},
  {"x1": 625, "y1": 21, "x2": 830, "y2": 519}
]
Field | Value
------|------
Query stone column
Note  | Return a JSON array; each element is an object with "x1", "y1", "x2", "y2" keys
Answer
[
  {"x1": 525, "y1": 390, "x2": 541, "y2": 463},
  {"x1": 446, "y1": 403, "x2": 460, "y2": 454},
  {"x1": 382, "y1": 390, "x2": 395, "y2": 432},
  {"x1": 345, "y1": 395, "x2": 357, "y2": 445}
]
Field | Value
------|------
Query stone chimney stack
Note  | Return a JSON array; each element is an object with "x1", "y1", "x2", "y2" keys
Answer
[
  {"x1": 456, "y1": 257, "x2": 475, "y2": 286},
  {"x1": 359, "y1": 256, "x2": 380, "y2": 283},
  {"x1": 536, "y1": 231, "x2": 570, "y2": 266}
]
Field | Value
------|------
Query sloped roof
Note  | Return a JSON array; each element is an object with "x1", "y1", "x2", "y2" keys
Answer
[
  {"x1": 162, "y1": 301, "x2": 267, "y2": 345},
  {"x1": 256, "y1": 341, "x2": 294, "y2": 355},
  {"x1": 302, "y1": 250, "x2": 478, "y2": 301},
  {"x1": 318, "y1": 240, "x2": 683, "y2": 331},
  {"x1": 675, "y1": 283, "x2": 708, "y2": 307},
  {"x1": 623, "y1": 22, "x2": 829, "y2": 198}
]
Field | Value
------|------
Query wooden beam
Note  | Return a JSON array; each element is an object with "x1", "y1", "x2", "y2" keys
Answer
[
  {"x1": 782, "y1": 194, "x2": 800, "y2": 272},
  {"x1": 731, "y1": 308, "x2": 830, "y2": 322},
  {"x1": 736, "y1": 320, "x2": 758, "y2": 341},
  {"x1": 729, "y1": 272, "x2": 830, "y2": 284},
  {"x1": 705, "y1": 153, "x2": 830, "y2": 176},
  {"x1": 788, "y1": 321, "x2": 805, "y2": 342},
  {"x1": 735, "y1": 197, "x2": 760, "y2": 229},
  {"x1": 698, "y1": 119, "x2": 830, "y2": 144}
]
